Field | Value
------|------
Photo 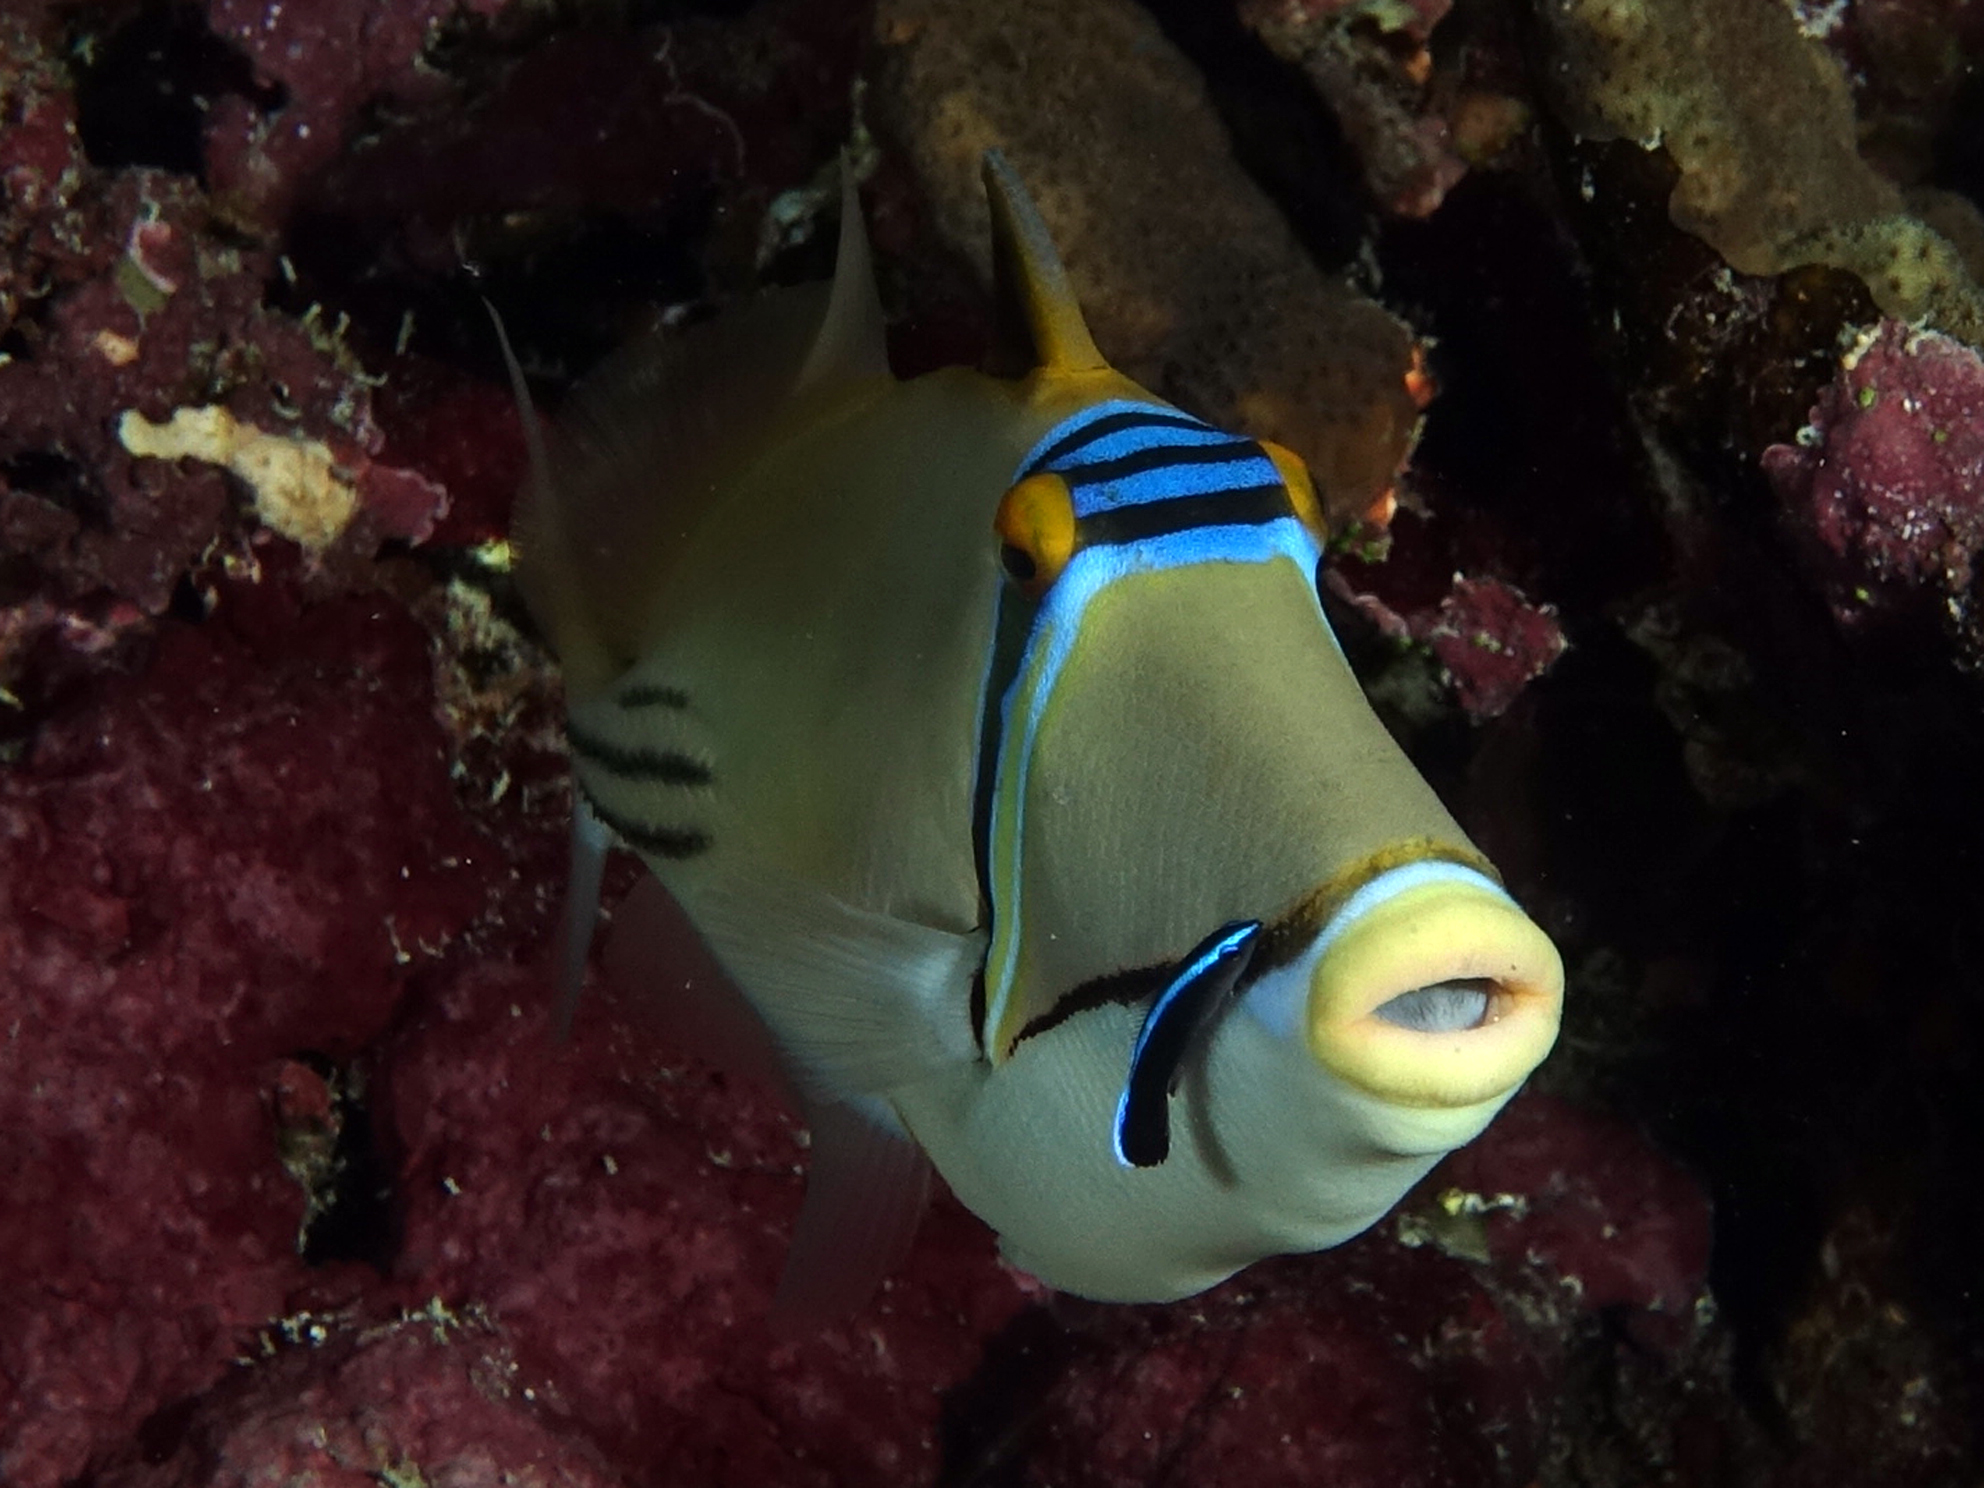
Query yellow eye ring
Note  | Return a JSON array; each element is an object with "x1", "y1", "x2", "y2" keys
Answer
[
  {"x1": 1260, "y1": 440, "x2": 1328, "y2": 543},
  {"x1": 994, "y1": 471, "x2": 1077, "y2": 596}
]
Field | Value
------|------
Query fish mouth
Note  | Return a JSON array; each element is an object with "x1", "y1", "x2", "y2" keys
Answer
[{"x1": 1292, "y1": 860, "x2": 1563, "y2": 1109}]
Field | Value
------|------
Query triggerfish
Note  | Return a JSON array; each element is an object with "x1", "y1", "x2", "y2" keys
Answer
[{"x1": 511, "y1": 154, "x2": 1563, "y2": 1322}]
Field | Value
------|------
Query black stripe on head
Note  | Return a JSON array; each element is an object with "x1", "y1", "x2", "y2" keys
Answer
[
  {"x1": 1013, "y1": 960, "x2": 1172, "y2": 1047},
  {"x1": 1022, "y1": 408, "x2": 1213, "y2": 476},
  {"x1": 1077, "y1": 484, "x2": 1291, "y2": 548},
  {"x1": 568, "y1": 724, "x2": 713, "y2": 787},
  {"x1": 581, "y1": 791, "x2": 711, "y2": 859},
  {"x1": 1058, "y1": 440, "x2": 1266, "y2": 488},
  {"x1": 617, "y1": 684, "x2": 690, "y2": 710}
]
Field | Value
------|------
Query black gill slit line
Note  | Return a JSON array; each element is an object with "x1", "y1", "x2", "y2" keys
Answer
[
  {"x1": 1076, "y1": 484, "x2": 1290, "y2": 548},
  {"x1": 1057, "y1": 439, "x2": 1266, "y2": 487},
  {"x1": 567, "y1": 724, "x2": 713, "y2": 786},
  {"x1": 1012, "y1": 960, "x2": 1174, "y2": 1048}
]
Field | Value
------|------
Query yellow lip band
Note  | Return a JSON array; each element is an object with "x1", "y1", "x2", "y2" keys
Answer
[{"x1": 1305, "y1": 871, "x2": 1563, "y2": 1109}]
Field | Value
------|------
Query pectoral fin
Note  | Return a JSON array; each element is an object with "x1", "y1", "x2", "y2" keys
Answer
[
  {"x1": 674, "y1": 865, "x2": 985, "y2": 1101},
  {"x1": 601, "y1": 872, "x2": 799, "y2": 1098}
]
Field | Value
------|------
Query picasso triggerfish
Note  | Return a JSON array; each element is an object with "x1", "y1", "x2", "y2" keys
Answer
[{"x1": 511, "y1": 154, "x2": 1563, "y2": 1322}]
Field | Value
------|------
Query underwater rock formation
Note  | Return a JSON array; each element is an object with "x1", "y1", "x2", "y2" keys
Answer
[
  {"x1": 1764, "y1": 319, "x2": 1984, "y2": 660},
  {"x1": 0, "y1": 581, "x2": 502, "y2": 1484},
  {"x1": 91, "y1": 1302, "x2": 628, "y2": 1488},
  {"x1": 874, "y1": 0, "x2": 1425, "y2": 526},
  {"x1": 1238, "y1": 0, "x2": 1474, "y2": 218},
  {"x1": 1532, "y1": 0, "x2": 1984, "y2": 341}
]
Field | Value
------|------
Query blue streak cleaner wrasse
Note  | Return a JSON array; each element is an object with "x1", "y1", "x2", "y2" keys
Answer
[{"x1": 511, "y1": 154, "x2": 1563, "y2": 1325}]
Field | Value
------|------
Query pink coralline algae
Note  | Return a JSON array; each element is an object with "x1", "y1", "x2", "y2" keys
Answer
[
  {"x1": 203, "y1": 0, "x2": 509, "y2": 227},
  {"x1": 1763, "y1": 320, "x2": 1984, "y2": 643},
  {"x1": 1438, "y1": 1093, "x2": 1712, "y2": 1351},
  {"x1": 377, "y1": 958, "x2": 1034, "y2": 1487},
  {"x1": 1331, "y1": 566, "x2": 1567, "y2": 718},
  {"x1": 1420, "y1": 575, "x2": 1569, "y2": 718},
  {"x1": 0, "y1": 584, "x2": 506, "y2": 1486},
  {"x1": 92, "y1": 1305, "x2": 627, "y2": 1488},
  {"x1": 0, "y1": 8, "x2": 468, "y2": 700}
]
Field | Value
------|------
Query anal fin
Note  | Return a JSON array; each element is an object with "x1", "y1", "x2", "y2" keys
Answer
[
  {"x1": 602, "y1": 872, "x2": 797, "y2": 1099},
  {"x1": 771, "y1": 1097, "x2": 932, "y2": 1334},
  {"x1": 551, "y1": 793, "x2": 615, "y2": 1041}
]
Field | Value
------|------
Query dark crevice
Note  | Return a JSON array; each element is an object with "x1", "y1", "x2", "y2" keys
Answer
[
  {"x1": 936, "y1": 1307, "x2": 1074, "y2": 1488},
  {"x1": 279, "y1": 1051, "x2": 401, "y2": 1272},
  {"x1": 133, "y1": 1391, "x2": 201, "y2": 1467},
  {"x1": 276, "y1": 197, "x2": 714, "y2": 399},
  {"x1": 1, "y1": 448, "x2": 109, "y2": 528},
  {"x1": 71, "y1": 4, "x2": 285, "y2": 181},
  {"x1": 1931, "y1": 65, "x2": 1984, "y2": 215},
  {"x1": 1132, "y1": 0, "x2": 1372, "y2": 270}
]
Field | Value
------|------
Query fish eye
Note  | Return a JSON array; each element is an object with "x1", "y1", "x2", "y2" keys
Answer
[
  {"x1": 993, "y1": 471, "x2": 1076, "y2": 597},
  {"x1": 1259, "y1": 439, "x2": 1328, "y2": 543}
]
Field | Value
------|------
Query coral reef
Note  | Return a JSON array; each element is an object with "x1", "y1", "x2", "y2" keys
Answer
[
  {"x1": 0, "y1": 580, "x2": 504, "y2": 1483},
  {"x1": 1531, "y1": 0, "x2": 1984, "y2": 340},
  {"x1": 4, "y1": 0, "x2": 1984, "y2": 1482},
  {"x1": 1764, "y1": 319, "x2": 1984, "y2": 658},
  {"x1": 94, "y1": 1302, "x2": 628, "y2": 1488},
  {"x1": 1238, "y1": 0, "x2": 1474, "y2": 218}
]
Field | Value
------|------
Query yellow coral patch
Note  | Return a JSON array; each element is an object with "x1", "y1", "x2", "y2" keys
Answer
[{"x1": 118, "y1": 406, "x2": 356, "y2": 550}]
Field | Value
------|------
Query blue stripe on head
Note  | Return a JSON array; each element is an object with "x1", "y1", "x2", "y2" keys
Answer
[
  {"x1": 1019, "y1": 402, "x2": 1282, "y2": 518},
  {"x1": 1017, "y1": 399, "x2": 1215, "y2": 474},
  {"x1": 1069, "y1": 455, "x2": 1284, "y2": 516}
]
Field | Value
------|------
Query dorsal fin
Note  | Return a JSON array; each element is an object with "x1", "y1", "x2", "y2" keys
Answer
[
  {"x1": 796, "y1": 159, "x2": 891, "y2": 395},
  {"x1": 982, "y1": 151, "x2": 1107, "y2": 376},
  {"x1": 512, "y1": 166, "x2": 892, "y2": 703}
]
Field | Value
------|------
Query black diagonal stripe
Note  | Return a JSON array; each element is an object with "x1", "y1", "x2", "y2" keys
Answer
[
  {"x1": 1013, "y1": 960, "x2": 1171, "y2": 1048},
  {"x1": 617, "y1": 684, "x2": 690, "y2": 710},
  {"x1": 581, "y1": 791, "x2": 710, "y2": 859},
  {"x1": 1022, "y1": 409, "x2": 1213, "y2": 476},
  {"x1": 1076, "y1": 484, "x2": 1290, "y2": 548},
  {"x1": 568, "y1": 724, "x2": 712, "y2": 786},
  {"x1": 1058, "y1": 440, "x2": 1267, "y2": 488}
]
